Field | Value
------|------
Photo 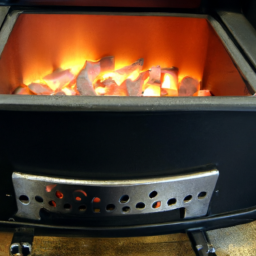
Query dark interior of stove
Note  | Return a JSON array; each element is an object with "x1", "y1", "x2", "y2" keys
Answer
[{"x1": 0, "y1": 14, "x2": 250, "y2": 96}]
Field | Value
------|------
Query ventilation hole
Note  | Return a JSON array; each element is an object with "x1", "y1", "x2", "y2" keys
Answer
[
  {"x1": 106, "y1": 204, "x2": 115, "y2": 212},
  {"x1": 122, "y1": 206, "x2": 130, "y2": 213},
  {"x1": 184, "y1": 195, "x2": 192, "y2": 203},
  {"x1": 93, "y1": 208, "x2": 100, "y2": 213},
  {"x1": 56, "y1": 191, "x2": 63, "y2": 199},
  {"x1": 180, "y1": 208, "x2": 186, "y2": 219},
  {"x1": 35, "y1": 196, "x2": 43, "y2": 203},
  {"x1": 198, "y1": 191, "x2": 207, "y2": 199},
  {"x1": 168, "y1": 198, "x2": 177, "y2": 206},
  {"x1": 49, "y1": 200, "x2": 56, "y2": 207},
  {"x1": 152, "y1": 201, "x2": 161, "y2": 209},
  {"x1": 120, "y1": 195, "x2": 129, "y2": 203},
  {"x1": 19, "y1": 195, "x2": 29, "y2": 205},
  {"x1": 136, "y1": 202, "x2": 145, "y2": 209},
  {"x1": 79, "y1": 205, "x2": 87, "y2": 212},
  {"x1": 64, "y1": 203, "x2": 71, "y2": 210},
  {"x1": 149, "y1": 191, "x2": 158, "y2": 198},
  {"x1": 93, "y1": 197, "x2": 101, "y2": 203},
  {"x1": 76, "y1": 197, "x2": 82, "y2": 201},
  {"x1": 74, "y1": 190, "x2": 87, "y2": 197}
]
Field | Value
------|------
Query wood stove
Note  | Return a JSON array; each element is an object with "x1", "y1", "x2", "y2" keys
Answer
[{"x1": 1, "y1": 0, "x2": 256, "y2": 255}]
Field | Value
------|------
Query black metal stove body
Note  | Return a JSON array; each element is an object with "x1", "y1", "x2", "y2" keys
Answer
[{"x1": 0, "y1": 0, "x2": 256, "y2": 242}]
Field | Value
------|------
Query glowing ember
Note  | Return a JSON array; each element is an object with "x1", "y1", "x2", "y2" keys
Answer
[
  {"x1": 198, "y1": 90, "x2": 212, "y2": 96},
  {"x1": 13, "y1": 56, "x2": 211, "y2": 97}
]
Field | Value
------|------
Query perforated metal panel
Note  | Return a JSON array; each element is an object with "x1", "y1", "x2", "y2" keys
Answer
[{"x1": 12, "y1": 170, "x2": 219, "y2": 220}]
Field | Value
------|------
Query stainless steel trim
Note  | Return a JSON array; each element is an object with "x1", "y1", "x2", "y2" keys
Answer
[
  {"x1": 217, "y1": 11, "x2": 256, "y2": 70},
  {"x1": 0, "y1": 6, "x2": 10, "y2": 28},
  {"x1": 12, "y1": 170, "x2": 219, "y2": 220},
  {"x1": 0, "y1": 10, "x2": 22, "y2": 57}
]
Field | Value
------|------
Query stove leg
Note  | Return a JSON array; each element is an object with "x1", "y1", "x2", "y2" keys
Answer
[
  {"x1": 9, "y1": 228, "x2": 34, "y2": 256},
  {"x1": 187, "y1": 230, "x2": 217, "y2": 256}
]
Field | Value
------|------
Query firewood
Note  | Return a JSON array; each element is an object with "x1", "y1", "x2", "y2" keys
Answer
[
  {"x1": 43, "y1": 69, "x2": 74, "y2": 91},
  {"x1": 148, "y1": 66, "x2": 161, "y2": 84},
  {"x1": 28, "y1": 83, "x2": 53, "y2": 95},
  {"x1": 100, "y1": 59, "x2": 144, "y2": 86},
  {"x1": 13, "y1": 85, "x2": 34, "y2": 95},
  {"x1": 126, "y1": 71, "x2": 149, "y2": 96},
  {"x1": 178, "y1": 76, "x2": 199, "y2": 96},
  {"x1": 77, "y1": 56, "x2": 114, "y2": 96},
  {"x1": 143, "y1": 66, "x2": 161, "y2": 96}
]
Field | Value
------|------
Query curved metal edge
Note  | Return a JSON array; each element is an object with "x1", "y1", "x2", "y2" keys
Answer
[
  {"x1": 217, "y1": 11, "x2": 256, "y2": 71},
  {"x1": 1, "y1": 95, "x2": 256, "y2": 112},
  {"x1": 0, "y1": 206, "x2": 255, "y2": 237},
  {"x1": 13, "y1": 170, "x2": 219, "y2": 186},
  {"x1": 0, "y1": 9, "x2": 22, "y2": 58}
]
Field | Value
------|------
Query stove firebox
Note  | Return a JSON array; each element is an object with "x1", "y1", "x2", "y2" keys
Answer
[{"x1": 0, "y1": 2, "x2": 256, "y2": 250}]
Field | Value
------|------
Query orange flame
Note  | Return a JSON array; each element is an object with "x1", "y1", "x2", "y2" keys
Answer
[
  {"x1": 143, "y1": 85, "x2": 160, "y2": 96},
  {"x1": 162, "y1": 73, "x2": 177, "y2": 90}
]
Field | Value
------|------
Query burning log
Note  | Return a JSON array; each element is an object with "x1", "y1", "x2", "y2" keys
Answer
[
  {"x1": 13, "y1": 85, "x2": 34, "y2": 95},
  {"x1": 77, "y1": 56, "x2": 114, "y2": 96},
  {"x1": 28, "y1": 83, "x2": 53, "y2": 95},
  {"x1": 148, "y1": 66, "x2": 161, "y2": 85},
  {"x1": 126, "y1": 71, "x2": 149, "y2": 96},
  {"x1": 13, "y1": 55, "x2": 211, "y2": 98},
  {"x1": 43, "y1": 69, "x2": 75, "y2": 91},
  {"x1": 178, "y1": 76, "x2": 199, "y2": 96},
  {"x1": 100, "y1": 78, "x2": 117, "y2": 96},
  {"x1": 100, "y1": 58, "x2": 144, "y2": 86},
  {"x1": 143, "y1": 66, "x2": 161, "y2": 96}
]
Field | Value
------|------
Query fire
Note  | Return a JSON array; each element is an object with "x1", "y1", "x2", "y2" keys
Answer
[
  {"x1": 127, "y1": 69, "x2": 140, "y2": 81},
  {"x1": 95, "y1": 87, "x2": 106, "y2": 95},
  {"x1": 162, "y1": 73, "x2": 177, "y2": 90},
  {"x1": 13, "y1": 56, "x2": 211, "y2": 97},
  {"x1": 143, "y1": 85, "x2": 161, "y2": 96}
]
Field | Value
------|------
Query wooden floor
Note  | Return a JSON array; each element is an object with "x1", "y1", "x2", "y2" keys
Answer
[{"x1": 2, "y1": 221, "x2": 256, "y2": 256}]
